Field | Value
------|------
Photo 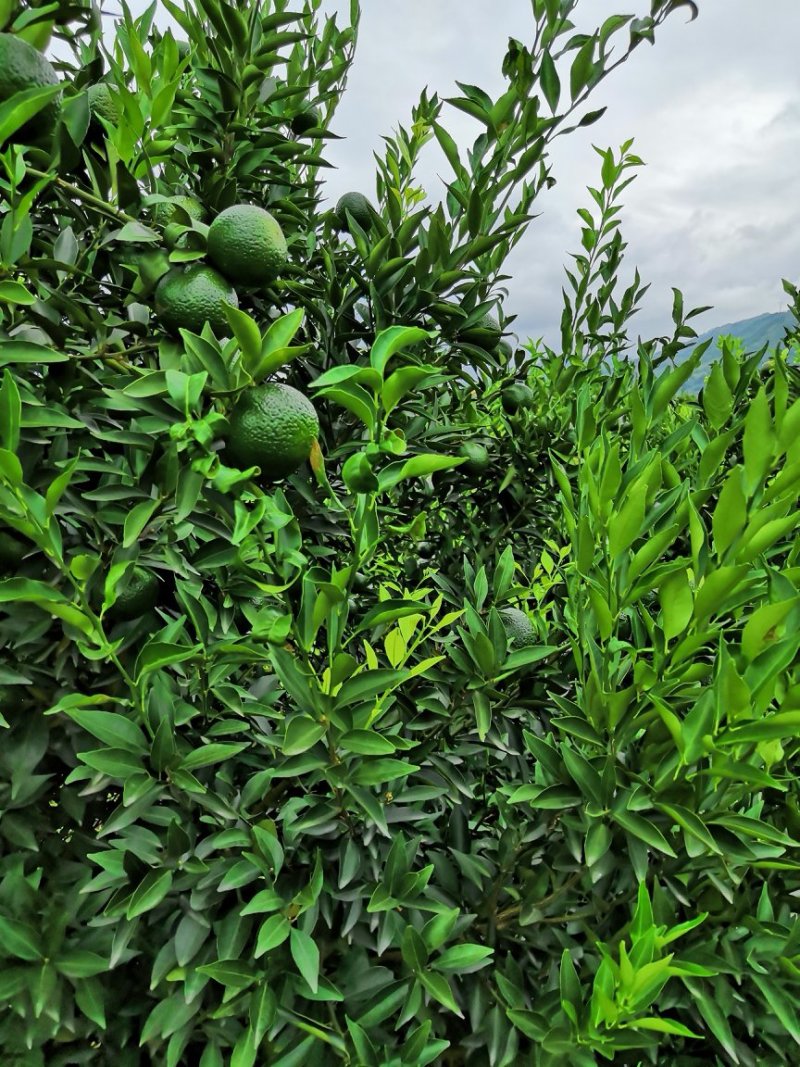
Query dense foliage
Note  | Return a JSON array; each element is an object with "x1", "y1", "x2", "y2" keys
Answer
[{"x1": 1, "y1": 0, "x2": 799, "y2": 1064}]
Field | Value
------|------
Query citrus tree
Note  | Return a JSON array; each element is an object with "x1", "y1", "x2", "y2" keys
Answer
[{"x1": 2, "y1": 0, "x2": 800, "y2": 1065}]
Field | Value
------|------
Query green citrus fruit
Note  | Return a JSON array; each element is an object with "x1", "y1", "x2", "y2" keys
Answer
[
  {"x1": 290, "y1": 107, "x2": 320, "y2": 135},
  {"x1": 501, "y1": 382, "x2": 534, "y2": 414},
  {"x1": 459, "y1": 312, "x2": 502, "y2": 350},
  {"x1": 155, "y1": 265, "x2": 238, "y2": 335},
  {"x1": 500, "y1": 607, "x2": 537, "y2": 650},
  {"x1": 111, "y1": 566, "x2": 159, "y2": 621},
  {"x1": 153, "y1": 195, "x2": 206, "y2": 229},
  {"x1": 207, "y1": 204, "x2": 288, "y2": 284},
  {"x1": 227, "y1": 383, "x2": 319, "y2": 480},
  {"x1": 458, "y1": 441, "x2": 491, "y2": 475},
  {"x1": 335, "y1": 192, "x2": 373, "y2": 233},
  {"x1": 0, "y1": 33, "x2": 61, "y2": 143},
  {"x1": 0, "y1": 530, "x2": 27, "y2": 569},
  {"x1": 87, "y1": 82, "x2": 119, "y2": 125},
  {"x1": 154, "y1": 195, "x2": 206, "y2": 250}
]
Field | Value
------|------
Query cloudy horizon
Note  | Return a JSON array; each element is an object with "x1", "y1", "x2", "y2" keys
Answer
[
  {"x1": 321, "y1": 0, "x2": 800, "y2": 349},
  {"x1": 113, "y1": 0, "x2": 800, "y2": 350}
]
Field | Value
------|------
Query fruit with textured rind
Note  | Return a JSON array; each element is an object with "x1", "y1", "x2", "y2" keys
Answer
[
  {"x1": 500, "y1": 607, "x2": 537, "y2": 649},
  {"x1": 110, "y1": 566, "x2": 159, "y2": 621},
  {"x1": 0, "y1": 33, "x2": 61, "y2": 143},
  {"x1": 458, "y1": 441, "x2": 491, "y2": 475},
  {"x1": 153, "y1": 195, "x2": 206, "y2": 229},
  {"x1": 87, "y1": 82, "x2": 119, "y2": 125},
  {"x1": 501, "y1": 382, "x2": 534, "y2": 414},
  {"x1": 207, "y1": 204, "x2": 288, "y2": 284},
  {"x1": 226, "y1": 383, "x2": 319, "y2": 481},
  {"x1": 335, "y1": 192, "x2": 373, "y2": 233},
  {"x1": 459, "y1": 312, "x2": 503, "y2": 350},
  {"x1": 290, "y1": 107, "x2": 321, "y2": 135},
  {"x1": 155, "y1": 265, "x2": 238, "y2": 335},
  {"x1": 154, "y1": 195, "x2": 206, "y2": 249}
]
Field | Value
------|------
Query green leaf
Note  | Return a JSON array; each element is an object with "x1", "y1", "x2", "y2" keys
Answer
[
  {"x1": 702, "y1": 362, "x2": 732, "y2": 429},
  {"x1": 63, "y1": 708, "x2": 148, "y2": 754},
  {"x1": 134, "y1": 640, "x2": 201, "y2": 681},
  {"x1": 111, "y1": 221, "x2": 160, "y2": 244},
  {"x1": 0, "y1": 280, "x2": 35, "y2": 304},
  {"x1": 612, "y1": 810, "x2": 676, "y2": 856},
  {"x1": 197, "y1": 960, "x2": 257, "y2": 988},
  {"x1": 743, "y1": 386, "x2": 775, "y2": 493},
  {"x1": 282, "y1": 716, "x2": 326, "y2": 755},
  {"x1": 608, "y1": 480, "x2": 647, "y2": 556},
  {"x1": 354, "y1": 599, "x2": 429, "y2": 634},
  {"x1": 0, "y1": 915, "x2": 41, "y2": 960},
  {"x1": 741, "y1": 597, "x2": 799, "y2": 662},
  {"x1": 378, "y1": 453, "x2": 462, "y2": 490},
  {"x1": 126, "y1": 869, "x2": 173, "y2": 919},
  {"x1": 181, "y1": 741, "x2": 249, "y2": 769},
  {"x1": 255, "y1": 915, "x2": 291, "y2": 958},
  {"x1": 370, "y1": 325, "x2": 432, "y2": 376},
  {"x1": 692, "y1": 566, "x2": 748, "y2": 622},
  {"x1": 316, "y1": 383, "x2": 376, "y2": 434},
  {"x1": 340, "y1": 729, "x2": 396, "y2": 755},
  {"x1": 559, "y1": 949, "x2": 582, "y2": 1026},
  {"x1": 55, "y1": 950, "x2": 109, "y2": 978},
  {"x1": 351, "y1": 758, "x2": 419, "y2": 785},
  {"x1": 257, "y1": 307, "x2": 305, "y2": 369},
  {"x1": 290, "y1": 927, "x2": 320, "y2": 993},
  {"x1": 623, "y1": 1017, "x2": 701, "y2": 1038},
  {"x1": 712, "y1": 467, "x2": 747, "y2": 556},
  {"x1": 334, "y1": 668, "x2": 407, "y2": 710},
  {"x1": 418, "y1": 970, "x2": 463, "y2": 1016},
  {"x1": 656, "y1": 803, "x2": 721, "y2": 855},
  {"x1": 0, "y1": 83, "x2": 61, "y2": 144},
  {"x1": 123, "y1": 498, "x2": 160, "y2": 548},
  {"x1": 659, "y1": 568, "x2": 693, "y2": 641},
  {"x1": 539, "y1": 51, "x2": 560, "y2": 111},
  {"x1": 0, "y1": 341, "x2": 68, "y2": 364},
  {"x1": 569, "y1": 36, "x2": 596, "y2": 100},
  {"x1": 382, "y1": 365, "x2": 438, "y2": 416},
  {"x1": 433, "y1": 943, "x2": 493, "y2": 972},
  {"x1": 225, "y1": 305, "x2": 262, "y2": 367},
  {"x1": 0, "y1": 369, "x2": 20, "y2": 452}
]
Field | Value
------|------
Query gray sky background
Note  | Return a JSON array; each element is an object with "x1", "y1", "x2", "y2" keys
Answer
[
  {"x1": 127, "y1": 0, "x2": 800, "y2": 348},
  {"x1": 319, "y1": 0, "x2": 800, "y2": 348}
]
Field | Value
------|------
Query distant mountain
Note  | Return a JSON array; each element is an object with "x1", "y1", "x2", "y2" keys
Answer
[{"x1": 679, "y1": 310, "x2": 796, "y2": 393}]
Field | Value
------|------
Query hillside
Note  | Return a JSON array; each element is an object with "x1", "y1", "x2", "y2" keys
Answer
[{"x1": 680, "y1": 309, "x2": 795, "y2": 392}]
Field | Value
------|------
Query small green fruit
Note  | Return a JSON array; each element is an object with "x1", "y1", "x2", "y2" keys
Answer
[
  {"x1": 459, "y1": 312, "x2": 503, "y2": 350},
  {"x1": 110, "y1": 566, "x2": 159, "y2": 621},
  {"x1": 501, "y1": 382, "x2": 534, "y2": 414},
  {"x1": 458, "y1": 442, "x2": 491, "y2": 475},
  {"x1": 290, "y1": 107, "x2": 321, "y2": 135},
  {"x1": 500, "y1": 607, "x2": 537, "y2": 649},
  {"x1": 335, "y1": 192, "x2": 374, "y2": 233}
]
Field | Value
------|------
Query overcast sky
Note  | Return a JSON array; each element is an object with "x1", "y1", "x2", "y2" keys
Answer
[
  {"x1": 124, "y1": 0, "x2": 800, "y2": 349},
  {"x1": 319, "y1": 0, "x2": 800, "y2": 348}
]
